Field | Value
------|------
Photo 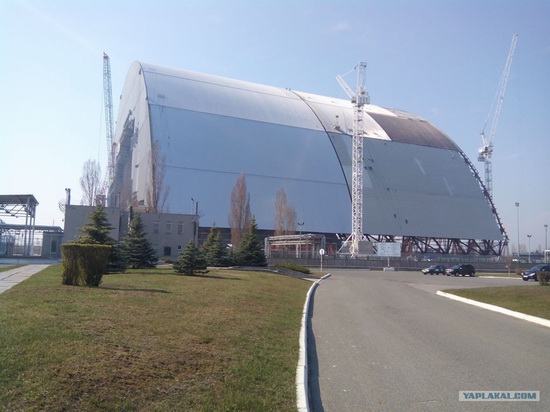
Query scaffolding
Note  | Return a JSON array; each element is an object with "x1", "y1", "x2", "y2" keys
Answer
[
  {"x1": 0, "y1": 224, "x2": 63, "y2": 258},
  {"x1": 0, "y1": 194, "x2": 39, "y2": 256},
  {"x1": 264, "y1": 234, "x2": 326, "y2": 259}
]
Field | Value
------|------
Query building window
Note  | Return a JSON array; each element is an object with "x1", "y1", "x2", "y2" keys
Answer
[
  {"x1": 164, "y1": 246, "x2": 172, "y2": 256},
  {"x1": 165, "y1": 221, "x2": 172, "y2": 233},
  {"x1": 177, "y1": 221, "x2": 184, "y2": 234},
  {"x1": 153, "y1": 221, "x2": 159, "y2": 234},
  {"x1": 177, "y1": 245, "x2": 182, "y2": 250},
  {"x1": 50, "y1": 240, "x2": 57, "y2": 253}
]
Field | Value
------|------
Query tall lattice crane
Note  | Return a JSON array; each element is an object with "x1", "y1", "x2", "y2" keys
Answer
[
  {"x1": 103, "y1": 52, "x2": 115, "y2": 189},
  {"x1": 478, "y1": 34, "x2": 518, "y2": 199},
  {"x1": 336, "y1": 62, "x2": 370, "y2": 258}
]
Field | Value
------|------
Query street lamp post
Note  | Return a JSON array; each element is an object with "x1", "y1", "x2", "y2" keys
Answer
[
  {"x1": 545, "y1": 224, "x2": 548, "y2": 252},
  {"x1": 191, "y1": 198, "x2": 199, "y2": 246},
  {"x1": 297, "y1": 222, "x2": 304, "y2": 259},
  {"x1": 515, "y1": 202, "x2": 520, "y2": 265},
  {"x1": 527, "y1": 234, "x2": 532, "y2": 263}
]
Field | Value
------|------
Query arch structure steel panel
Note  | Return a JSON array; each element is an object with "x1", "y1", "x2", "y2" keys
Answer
[{"x1": 108, "y1": 62, "x2": 506, "y2": 255}]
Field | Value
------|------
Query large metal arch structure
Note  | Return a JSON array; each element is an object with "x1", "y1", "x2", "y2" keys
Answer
[{"x1": 109, "y1": 62, "x2": 507, "y2": 256}]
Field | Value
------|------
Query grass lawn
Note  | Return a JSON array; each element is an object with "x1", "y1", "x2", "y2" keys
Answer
[
  {"x1": 0, "y1": 265, "x2": 24, "y2": 273},
  {"x1": 0, "y1": 265, "x2": 311, "y2": 411},
  {"x1": 444, "y1": 285, "x2": 550, "y2": 320}
]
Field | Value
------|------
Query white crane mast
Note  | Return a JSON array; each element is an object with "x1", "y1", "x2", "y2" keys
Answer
[
  {"x1": 478, "y1": 34, "x2": 518, "y2": 199},
  {"x1": 103, "y1": 52, "x2": 115, "y2": 189},
  {"x1": 337, "y1": 62, "x2": 370, "y2": 258}
]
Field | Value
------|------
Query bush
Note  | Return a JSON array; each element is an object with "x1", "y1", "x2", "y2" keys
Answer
[
  {"x1": 537, "y1": 271, "x2": 550, "y2": 286},
  {"x1": 61, "y1": 244, "x2": 81, "y2": 285},
  {"x1": 61, "y1": 243, "x2": 111, "y2": 287},
  {"x1": 273, "y1": 263, "x2": 310, "y2": 274}
]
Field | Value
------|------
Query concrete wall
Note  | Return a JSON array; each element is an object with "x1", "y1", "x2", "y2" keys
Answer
[
  {"x1": 134, "y1": 212, "x2": 196, "y2": 259},
  {"x1": 63, "y1": 205, "x2": 122, "y2": 244}
]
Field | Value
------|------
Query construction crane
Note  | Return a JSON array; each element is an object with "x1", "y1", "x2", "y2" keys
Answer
[
  {"x1": 336, "y1": 62, "x2": 370, "y2": 258},
  {"x1": 103, "y1": 52, "x2": 115, "y2": 190},
  {"x1": 478, "y1": 34, "x2": 518, "y2": 199}
]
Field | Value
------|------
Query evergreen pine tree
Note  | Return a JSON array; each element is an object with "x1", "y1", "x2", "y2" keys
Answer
[
  {"x1": 108, "y1": 242, "x2": 128, "y2": 273},
  {"x1": 235, "y1": 218, "x2": 267, "y2": 267},
  {"x1": 202, "y1": 225, "x2": 228, "y2": 267},
  {"x1": 124, "y1": 213, "x2": 158, "y2": 269},
  {"x1": 77, "y1": 205, "x2": 127, "y2": 273},
  {"x1": 78, "y1": 205, "x2": 113, "y2": 244},
  {"x1": 174, "y1": 240, "x2": 208, "y2": 275}
]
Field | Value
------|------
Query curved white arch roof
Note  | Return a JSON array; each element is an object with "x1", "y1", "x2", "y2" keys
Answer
[{"x1": 110, "y1": 61, "x2": 503, "y2": 241}]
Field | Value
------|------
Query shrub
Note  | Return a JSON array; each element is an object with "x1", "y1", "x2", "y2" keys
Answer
[
  {"x1": 61, "y1": 244, "x2": 81, "y2": 285},
  {"x1": 273, "y1": 263, "x2": 310, "y2": 274},
  {"x1": 537, "y1": 271, "x2": 550, "y2": 286},
  {"x1": 61, "y1": 243, "x2": 111, "y2": 287}
]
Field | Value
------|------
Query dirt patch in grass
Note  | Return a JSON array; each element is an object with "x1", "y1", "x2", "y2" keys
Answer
[
  {"x1": 0, "y1": 265, "x2": 311, "y2": 411},
  {"x1": 445, "y1": 285, "x2": 550, "y2": 320}
]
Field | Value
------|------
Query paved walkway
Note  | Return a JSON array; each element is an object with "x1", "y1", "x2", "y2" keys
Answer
[{"x1": 0, "y1": 265, "x2": 50, "y2": 294}]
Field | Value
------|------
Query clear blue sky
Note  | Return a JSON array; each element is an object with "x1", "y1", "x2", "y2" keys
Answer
[{"x1": 1, "y1": 0, "x2": 549, "y2": 254}]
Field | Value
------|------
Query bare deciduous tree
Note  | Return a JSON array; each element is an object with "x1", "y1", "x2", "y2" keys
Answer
[
  {"x1": 274, "y1": 188, "x2": 297, "y2": 236},
  {"x1": 80, "y1": 159, "x2": 105, "y2": 206},
  {"x1": 146, "y1": 140, "x2": 170, "y2": 213},
  {"x1": 228, "y1": 174, "x2": 251, "y2": 250}
]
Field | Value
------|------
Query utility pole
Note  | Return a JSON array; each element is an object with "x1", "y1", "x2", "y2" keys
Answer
[
  {"x1": 515, "y1": 202, "x2": 520, "y2": 265},
  {"x1": 527, "y1": 234, "x2": 532, "y2": 263},
  {"x1": 545, "y1": 224, "x2": 548, "y2": 251},
  {"x1": 191, "y1": 198, "x2": 199, "y2": 245},
  {"x1": 297, "y1": 221, "x2": 304, "y2": 259}
]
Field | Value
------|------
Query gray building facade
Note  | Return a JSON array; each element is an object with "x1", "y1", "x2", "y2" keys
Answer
[{"x1": 63, "y1": 205, "x2": 197, "y2": 259}]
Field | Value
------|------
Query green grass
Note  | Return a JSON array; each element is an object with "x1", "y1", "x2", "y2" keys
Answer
[
  {"x1": 0, "y1": 265, "x2": 311, "y2": 411},
  {"x1": 445, "y1": 285, "x2": 550, "y2": 320},
  {"x1": 0, "y1": 265, "x2": 24, "y2": 273}
]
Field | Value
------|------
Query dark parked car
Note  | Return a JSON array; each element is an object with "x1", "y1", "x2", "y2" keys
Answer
[
  {"x1": 422, "y1": 265, "x2": 446, "y2": 275},
  {"x1": 522, "y1": 264, "x2": 550, "y2": 281},
  {"x1": 446, "y1": 264, "x2": 476, "y2": 277}
]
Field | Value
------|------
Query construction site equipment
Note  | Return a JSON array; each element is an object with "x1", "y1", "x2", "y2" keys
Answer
[
  {"x1": 103, "y1": 52, "x2": 115, "y2": 189},
  {"x1": 478, "y1": 34, "x2": 518, "y2": 199},
  {"x1": 336, "y1": 62, "x2": 370, "y2": 258}
]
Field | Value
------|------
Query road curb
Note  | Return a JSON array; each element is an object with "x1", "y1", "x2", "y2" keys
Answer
[
  {"x1": 296, "y1": 273, "x2": 331, "y2": 412},
  {"x1": 436, "y1": 290, "x2": 550, "y2": 328}
]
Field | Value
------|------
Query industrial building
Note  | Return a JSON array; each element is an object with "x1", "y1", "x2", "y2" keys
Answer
[
  {"x1": 62, "y1": 205, "x2": 198, "y2": 260},
  {"x1": 107, "y1": 62, "x2": 507, "y2": 256}
]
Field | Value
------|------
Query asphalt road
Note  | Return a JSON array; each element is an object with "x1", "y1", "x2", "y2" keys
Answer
[{"x1": 308, "y1": 270, "x2": 549, "y2": 412}]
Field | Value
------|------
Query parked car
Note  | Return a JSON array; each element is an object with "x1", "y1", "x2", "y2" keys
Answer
[
  {"x1": 446, "y1": 264, "x2": 476, "y2": 277},
  {"x1": 422, "y1": 265, "x2": 446, "y2": 275},
  {"x1": 521, "y1": 264, "x2": 550, "y2": 281}
]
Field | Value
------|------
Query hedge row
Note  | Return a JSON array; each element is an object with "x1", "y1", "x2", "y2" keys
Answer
[
  {"x1": 538, "y1": 271, "x2": 550, "y2": 286},
  {"x1": 61, "y1": 243, "x2": 111, "y2": 287}
]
